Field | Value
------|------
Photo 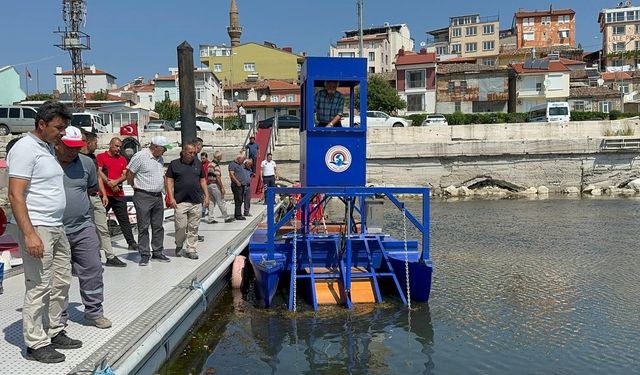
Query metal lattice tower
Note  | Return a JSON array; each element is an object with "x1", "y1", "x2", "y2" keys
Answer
[{"x1": 55, "y1": 0, "x2": 90, "y2": 110}]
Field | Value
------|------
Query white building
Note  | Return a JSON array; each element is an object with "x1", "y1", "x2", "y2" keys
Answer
[
  {"x1": 111, "y1": 77, "x2": 156, "y2": 111},
  {"x1": 330, "y1": 23, "x2": 414, "y2": 73},
  {"x1": 55, "y1": 65, "x2": 117, "y2": 94},
  {"x1": 598, "y1": 1, "x2": 640, "y2": 71},
  {"x1": 153, "y1": 68, "x2": 222, "y2": 118}
]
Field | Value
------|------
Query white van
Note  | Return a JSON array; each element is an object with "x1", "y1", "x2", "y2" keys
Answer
[
  {"x1": 527, "y1": 102, "x2": 571, "y2": 123},
  {"x1": 71, "y1": 112, "x2": 109, "y2": 133},
  {"x1": 0, "y1": 106, "x2": 38, "y2": 135}
]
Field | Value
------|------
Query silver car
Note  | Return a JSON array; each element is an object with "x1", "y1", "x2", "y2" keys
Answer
[
  {"x1": 0, "y1": 106, "x2": 38, "y2": 135},
  {"x1": 422, "y1": 114, "x2": 449, "y2": 126}
]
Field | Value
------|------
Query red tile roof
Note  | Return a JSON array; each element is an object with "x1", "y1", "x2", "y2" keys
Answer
[
  {"x1": 438, "y1": 56, "x2": 478, "y2": 64},
  {"x1": 155, "y1": 75, "x2": 176, "y2": 81},
  {"x1": 559, "y1": 58, "x2": 585, "y2": 66},
  {"x1": 57, "y1": 67, "x2": 116, "y2": 78},
  {"x1": 511, "y1": 60, "x2": 571, "y2": 74},
  {"x1": 515, "y1": 9, "x2": 575, "y2": 18},
  {"x1": 241, "y1": 100, "x2": 300, "y2": 108},
  {"x1": 601, "y1": 71, "x2": 632, "y2": 81},
  {"x1": 396, "y1": 52, "x2": 437, "y2": 66},
  {"x1": 85, "y1": 92, "x2": 127, "y2": 101},
  {"x1": 266, "y1": 80, "x2": 299, "y2": 91}
]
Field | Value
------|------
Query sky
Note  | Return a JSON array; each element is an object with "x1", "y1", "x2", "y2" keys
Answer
[{"x1": 2, "y1": 0, "x2": 612, "y2": 93}]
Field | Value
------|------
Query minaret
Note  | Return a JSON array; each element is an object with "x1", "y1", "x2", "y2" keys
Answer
[{"x1": 227, "y1": 0, "x2": 242, "y2": 47}]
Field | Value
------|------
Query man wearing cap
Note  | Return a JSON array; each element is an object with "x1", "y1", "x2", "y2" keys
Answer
[
  {"x1": 7, "y1": 100, "x2": 81, "y2": 363},
  {"x1": 314, "y1": 80, "x2": 344, "y2": 127},
  {"x1": 126, "y1": 136, "x2": 171, "y2": 266},
  {"x1": 56, "y1": 126, "x2": 112, "y2": 330}
]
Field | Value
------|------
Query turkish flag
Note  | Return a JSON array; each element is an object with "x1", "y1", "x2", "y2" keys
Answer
[{"x1": 120, "y1": 122, "x2": 138, "y2": 136}]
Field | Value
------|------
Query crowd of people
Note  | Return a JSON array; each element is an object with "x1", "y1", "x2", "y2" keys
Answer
[{"x1": 5, "y1": 101, "x2": 279, "y2": 364}]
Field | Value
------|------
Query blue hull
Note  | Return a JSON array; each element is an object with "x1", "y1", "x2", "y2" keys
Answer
[
  {"x1": 388, "y1": 256, "x2": 433, "y2": 302},
  {"x1": 249, "y1": 253, "x2": 286, "y2": 308}
]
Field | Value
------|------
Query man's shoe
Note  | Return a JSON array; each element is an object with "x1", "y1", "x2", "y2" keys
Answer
[
  {"x1": 224, "y1": 217, "x2": 235, "y2": 223},
  {"x1": 235, "y1": 216, "x2": 246, "y2": 221},
  {"x1": 207, "y1": 219, "x2": 219, "y2": 224},
  {"x1": 152, "y1": 253, "x2": 171, "y2": 263},
  {"x1": 51, "y1": 330, "x2": 82, "y2": 349},
  {"x1": 128, "y1": 242, "x2": 138, "y2": 251},
  {"x1": 244, "y1": 213, "x2": 253, "y2": 217},
  {"x1": 184, "y1": 252, "x2": 199, "y2": 260},
  {"x1": 85, "y1": 316, "x2": 112, "y2": 329},
  {"x1": 175, "y1": 245, "x2": 183, "y2": 257},
  {"x1": 105, "y1": 256, "x2": 127, "y2": 267},
  {"x1": 26, "y1": 345, "x2": 65, "y2": 363},
  {"x1": 198, "y1": 235, "x2": 205, "y2": 242},
  {"x1": 139, "y1": 255, "x2": 150, "y2": 266}
]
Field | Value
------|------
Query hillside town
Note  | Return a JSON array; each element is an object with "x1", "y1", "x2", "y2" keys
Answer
[{"x1": 3, "y1": 1, "x2": 640, "y2": 130}]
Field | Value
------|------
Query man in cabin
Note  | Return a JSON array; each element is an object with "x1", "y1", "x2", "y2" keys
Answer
[
  {"x1": 80, "y1": 131, "x2": 126, "y2": 267},
  {"x1": 96, "y1": 137, "x2": 138, "y2": 251},
  {"x1": 126, "y1": 136, "x2": 171, "y2": 266},
  {"x1": 56, "y1": 126, "x2": 112, "y2": 330},
  {"x1": 228, "y1": 154, "x2": 247, "y2": 221},
  {"x1": 7, "y1": 100, "x2": 81, "y2": 363},
  {"x1": 242, "y1": 159, "x2": 254, "y2": 217},
  {"x1": 314, "y1": 80, "x2": 344, "y2": 127},
  {"x1": 207, "y1": 151, "x2": 234, "y2": 224},
  {"x1": 166, "y1": 141, "x2": 209, "y2": 260},
  {"x1": 243, "y1": 136, "x2": 259, "y2": 173}
]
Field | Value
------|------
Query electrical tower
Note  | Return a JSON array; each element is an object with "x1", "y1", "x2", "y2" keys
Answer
[{"x1": 55, "y1": 0, "x2": 90, "y2": 110}]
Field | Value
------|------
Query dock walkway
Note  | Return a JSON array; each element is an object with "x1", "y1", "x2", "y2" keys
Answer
[{"x1": 0, "y1": 205, "x2": 265, "y2": 375}]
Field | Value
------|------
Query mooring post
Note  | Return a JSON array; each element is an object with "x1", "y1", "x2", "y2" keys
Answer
[{"x1": 177, "y1": 41, "x2": 196, "y2": 147}]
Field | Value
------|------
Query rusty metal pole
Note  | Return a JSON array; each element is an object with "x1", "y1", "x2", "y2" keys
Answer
[{"x1": 178, "y1": 41, "x2": 196, "y2": 146}]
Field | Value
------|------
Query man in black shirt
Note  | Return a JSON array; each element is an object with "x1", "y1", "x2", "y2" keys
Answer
[{"x1": 166, "y1": 142, "x2": 209, "y2": 260}]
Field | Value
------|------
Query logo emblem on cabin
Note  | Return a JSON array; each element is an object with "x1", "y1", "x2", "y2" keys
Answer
[{"x1": 325, "y1": 145, "x2": 351, "y2": 173}]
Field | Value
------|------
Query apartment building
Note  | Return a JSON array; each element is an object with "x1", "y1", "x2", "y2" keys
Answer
[
  {"x1": 395, "y1": 49, "x2": 436, "y2": 114},
  {"x1": 436, "y1": 63, "x2": 510, "y2": 113},
  {"x1": 330, "y1": 23, "x2": 414, "y2": 73},
  {"x1": 509, "y1": 57, "x2": 571, "y2": 112},
  {"x1": 55, "y1": 65, "x2": 117, "y2": 94},
  {"x1": 427, "y1": 14, "x2": 500, "y2": 66},
  {"x1": 514, "y1": 7, "x2": 576, "y2": 49},
  {"x1": 598, "y1": 1, "x2": 640, "y2": 71}
]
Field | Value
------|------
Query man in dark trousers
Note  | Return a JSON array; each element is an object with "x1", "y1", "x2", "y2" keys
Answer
[
  {"x1": 97, "y1": 137, "x2": 138, "y2": 251},
  {"x1": 166, "y1": 141, "x2": 209, "y2": 259},
  {"x1": 243, "y1": 159, "x2": 254, "y2": 217},
  {"x1": 57, "y1": 126, "x2": 112, "y2": 330},
  {"x1": 243, "y1": 136, "x2": 259, "y2": 173},
  {"x1": 228, "y1": 153, "x2": 248, "y2": 220}
]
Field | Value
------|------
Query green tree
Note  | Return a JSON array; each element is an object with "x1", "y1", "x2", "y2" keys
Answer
[
  {"x1": 355, "y1": 74, "x2": 406, "y2": 114},
  {"x1": 25, "y1": 93, "x2": 54, "y2": 101},
  {"x1": 92, "y1": 89, "x2": 109, "y2": 101},
  {"x1": 154, "y1": 99, "x2": 180, "y2": 121}
]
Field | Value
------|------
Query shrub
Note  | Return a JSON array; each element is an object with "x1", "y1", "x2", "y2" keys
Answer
[
  {"x1": 571, "y1": 111, "x2": 609, "y2": 121},
  {"x1": 403, "y1": 113, "x2": 427, "y2": 126},
  {"x1": 443, "y1": 112, "x2": 528, "y2": 125},
  {"x1": 213, "y1": 115, "x2": 242, "y2": 130}
]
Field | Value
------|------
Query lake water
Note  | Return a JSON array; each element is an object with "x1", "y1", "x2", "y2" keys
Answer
[{"x1": 162, "y1": 198, "x2": 640, "y2": 374}]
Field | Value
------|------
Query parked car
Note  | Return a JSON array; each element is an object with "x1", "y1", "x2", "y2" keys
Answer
[
  {"x1": 144, "y1": 120, "x2": 174, "y2": 132},
  {"x1": 341, "y1": 111, "x2": 410, "y2": 127},
  {"x1": 71, "y1": 112, "x2": 110, "y2": 133},
  {"x1": 0, "y1": 105, "x2": 38, "y2": 135},
  {"x1": 258, "y1": 115, "x2": 301, "y2": 129},
  {"x1": 422, "y1": 114, "x2": 449, "y2": 126},
  {"x1": 174, "y1": 116, "x2": 222, "y2": 131}
]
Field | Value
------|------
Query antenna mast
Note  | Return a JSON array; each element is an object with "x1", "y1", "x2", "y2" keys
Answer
[{"x1": 55, "y1": 0, "x2": 90, "y2": 110}]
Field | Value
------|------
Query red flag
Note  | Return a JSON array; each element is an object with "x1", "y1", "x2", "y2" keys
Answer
[
  {"x1": 120, "y1": 122, "x2": 138, "y2": 136},
  {"x1": 25, "y1": 68, "x2": 32, "y2": 80}
]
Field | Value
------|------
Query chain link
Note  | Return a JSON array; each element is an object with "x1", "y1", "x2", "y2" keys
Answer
[
  {"x1": 403, "y1": 208, "x2": 411, "y2": 309},
  {"x1": 292, "y1": 209, "x2": 298, "y2": 312}
]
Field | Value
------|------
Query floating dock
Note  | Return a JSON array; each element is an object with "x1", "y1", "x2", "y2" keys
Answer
[{"x1": 0, "y1": 205, "x2": 265, "y2": 375}]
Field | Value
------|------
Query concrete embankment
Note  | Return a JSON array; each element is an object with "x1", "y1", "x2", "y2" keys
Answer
[{"x1": 1, "y1": 119, "x2": 640, "y2": 196}]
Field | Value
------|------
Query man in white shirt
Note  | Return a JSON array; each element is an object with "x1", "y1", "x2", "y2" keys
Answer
[
  {"x1": 260, "y1": 153, "x2": 279, "y2": 201},
  {"x1": 7, "y1": 101, "x2": 82, "y2": 363}
]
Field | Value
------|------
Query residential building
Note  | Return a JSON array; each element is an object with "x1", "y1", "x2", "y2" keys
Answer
[
  {"x1": 0, "y1": 66, "x2": 26, "y2": 105},
  {"x1": 111, "y1": 77, "x2": 156, "y2": 111},
  {"x1": 569, "y1": 86, "x2": 623, "y2": 113},
  {"x1": 200, "y1": 42, "x2": 301, "y2": 85},
  {"x1": 154, "y1": 74, "x2": 179, "y2": 103},
  {"x1": 598, "y1": 2, "x2": 640, "y2": 71},
  {"x1": 55, "y1": 65, "x2": 117, "y2": 94},
  {"x1": 427, "y1": 14, "x2": 500, "y2": 66},
  {"x1": 509, "y1": 57, "x2": 571, "y2": 112},
  {"x1": 395, "y1": 49, "x2": 436, "y2": 114},
  {"x1": 513, "y1": 7, "x2": 576, "y2": 49},
  {"x1": 330, "y1": 23, "x2": 414, "y2": 73},
  {"x1": 168, "y1": 67, "x2": 222, "y2": 118},
  {"x1": 436, "y1": 63, "x2": 510, "y2": 113},
  {"x1": 497, "y1": 45, "x2": 583, "y2": 68}
]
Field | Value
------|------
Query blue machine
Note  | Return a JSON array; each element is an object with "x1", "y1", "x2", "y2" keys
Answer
[{"x1": 249, "y1": 57, "x2": 433, "y2": 310}]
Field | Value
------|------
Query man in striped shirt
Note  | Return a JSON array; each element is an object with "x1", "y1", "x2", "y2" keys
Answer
[{"x1": 314, "y1": 80, "x2": 344, "y2": 127}]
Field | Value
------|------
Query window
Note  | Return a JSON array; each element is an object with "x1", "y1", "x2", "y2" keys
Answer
[
  {"x1": 0, "y1": 108, "x2": 7, "y2": 118},
  {"x1": 9, "y1": 108, "x2": 20, "y2": 118},
  {"x1": 466, "y1": 26, "x2": 477, "y2": 36},
  {"x1": 600, "y1": 101, "x2": 611, "y2": 113},
  {"x1": 368, "y1": 51, "x2": 375, "y2": 61},
  {"x1": 164, "y1": 90, "x2": 170, "y2": 101},
  {"x1": 454, "y1": 101, "x2": 461, "y2": 112},
  {"x1": 620, "y1": 83, "x2": 630, "y2": 94},
  {"x1": 536, "y1": 82, "x2": 543, "y2": 91},
  {"x1": 483, "y1": 41, "x2": 495, "y2": 51},
  {"x1": 213, "y1": 63, "x2": 223, "y2": 72},
  {"x1": 465, "y1": 42, "x2": 477, "y2": 53},
  {"x1": 148, "y1": 95, "x2": 153, "y2": 102},
  {"x1": 460, "y1": 81, "x2": 468, "y2": 95},
  {"x1": 483, "y1": 24, "x2": 494, "y2": 35},
  {"x1": 338, "y1": 52, "x2": 356, "y2": 58},
  {"x1": 636, "y1": 41, "x2": 640, "y2": 50},
  {"x1": 196, "y1": 87, "x2": 204, "y2": 100},
  {"x1": 271, "y1": 95, "x2": 278, "y2": 102},
  {"x1": 541, "y1": 16, "x2": 551, "y2": 25},
  {"x1": 636, "y1": 24, "x2": 640, "y2": 34},
  {"x1": 451, "y1": 44, "x2": 461, "y2": 53},
  {"x1": 613, "y1": 26, "x2": 626, "y2": 35},
  {"x1": 22, "y1": 108, "x2": 36, "y2": 119},
  {"x1": 406, "y1": 94, "x2": 425, "y2": 112},
  {"x1": 297, "y1": 63, "x2": 302, "y2": 72},
  {"x1": 523, "y1": 32, "x2": 535, "y2": 41},
  {"x1": 558, "y1": 30, "x2": 570, "y2": 39},
  {"x1": 523, "y1": 17, "x2": 535, "y2": 26},
  {"x1": 483, "y1": 58, "x2": 495, "y2": 66},
  {"x1": 436, "y1": 46, "x2": 449, "y2": 55},
  {"x1": 628, "y1": 11, "x2": 636, "y2": 21},
  {"x1": 369, "y1": 67, "x2": 375, "y2": 73},
  {"x1": 448, "y1": 81, "x2": 455, "y2": 94},
  {"x1": 287, "y1": 95, "x2": 295, "y2": 102},
  {"x1": 405, "y1": 69, "x2": 426, "y2": 89},
  {"x1": 613, "y1": 59, "x2": 624, "y2": 66},
  {"x1": 452, "y1": 28, "x2": 461, "y2": 37},
  {"x1": 558, "y1": 15, "x2": 571, "y2": 23},
  {"x1": 615, "y1": 12, "x2": 625, "y2": 22},
  {"x1": 243, "y1": 63, "x2": 256, "y2": 72},
  {"x1": 547, "y1": 74, "x2": 564, "y2": 90},
  {"x1": 573, "y1": 101, "x2": 585, "y2": 111},
  {"x1": 614, "y1": 42, "x2": 626, "y2": 52}
]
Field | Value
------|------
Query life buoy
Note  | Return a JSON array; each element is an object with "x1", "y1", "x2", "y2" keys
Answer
[
  {"x1": 231, "y1": 255, "x2": 247, "y2": 289},
  {"x1": 0, "y1": 208, "x2": 6, "y2": 236}
]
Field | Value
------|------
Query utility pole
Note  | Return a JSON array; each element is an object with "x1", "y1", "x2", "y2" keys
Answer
[
  {"x1": 357, "y1": 0, "x2": 364, "y2": 58},
  {"x1": 55, "y1": 0, "x2": 90, "y2": 111}
]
